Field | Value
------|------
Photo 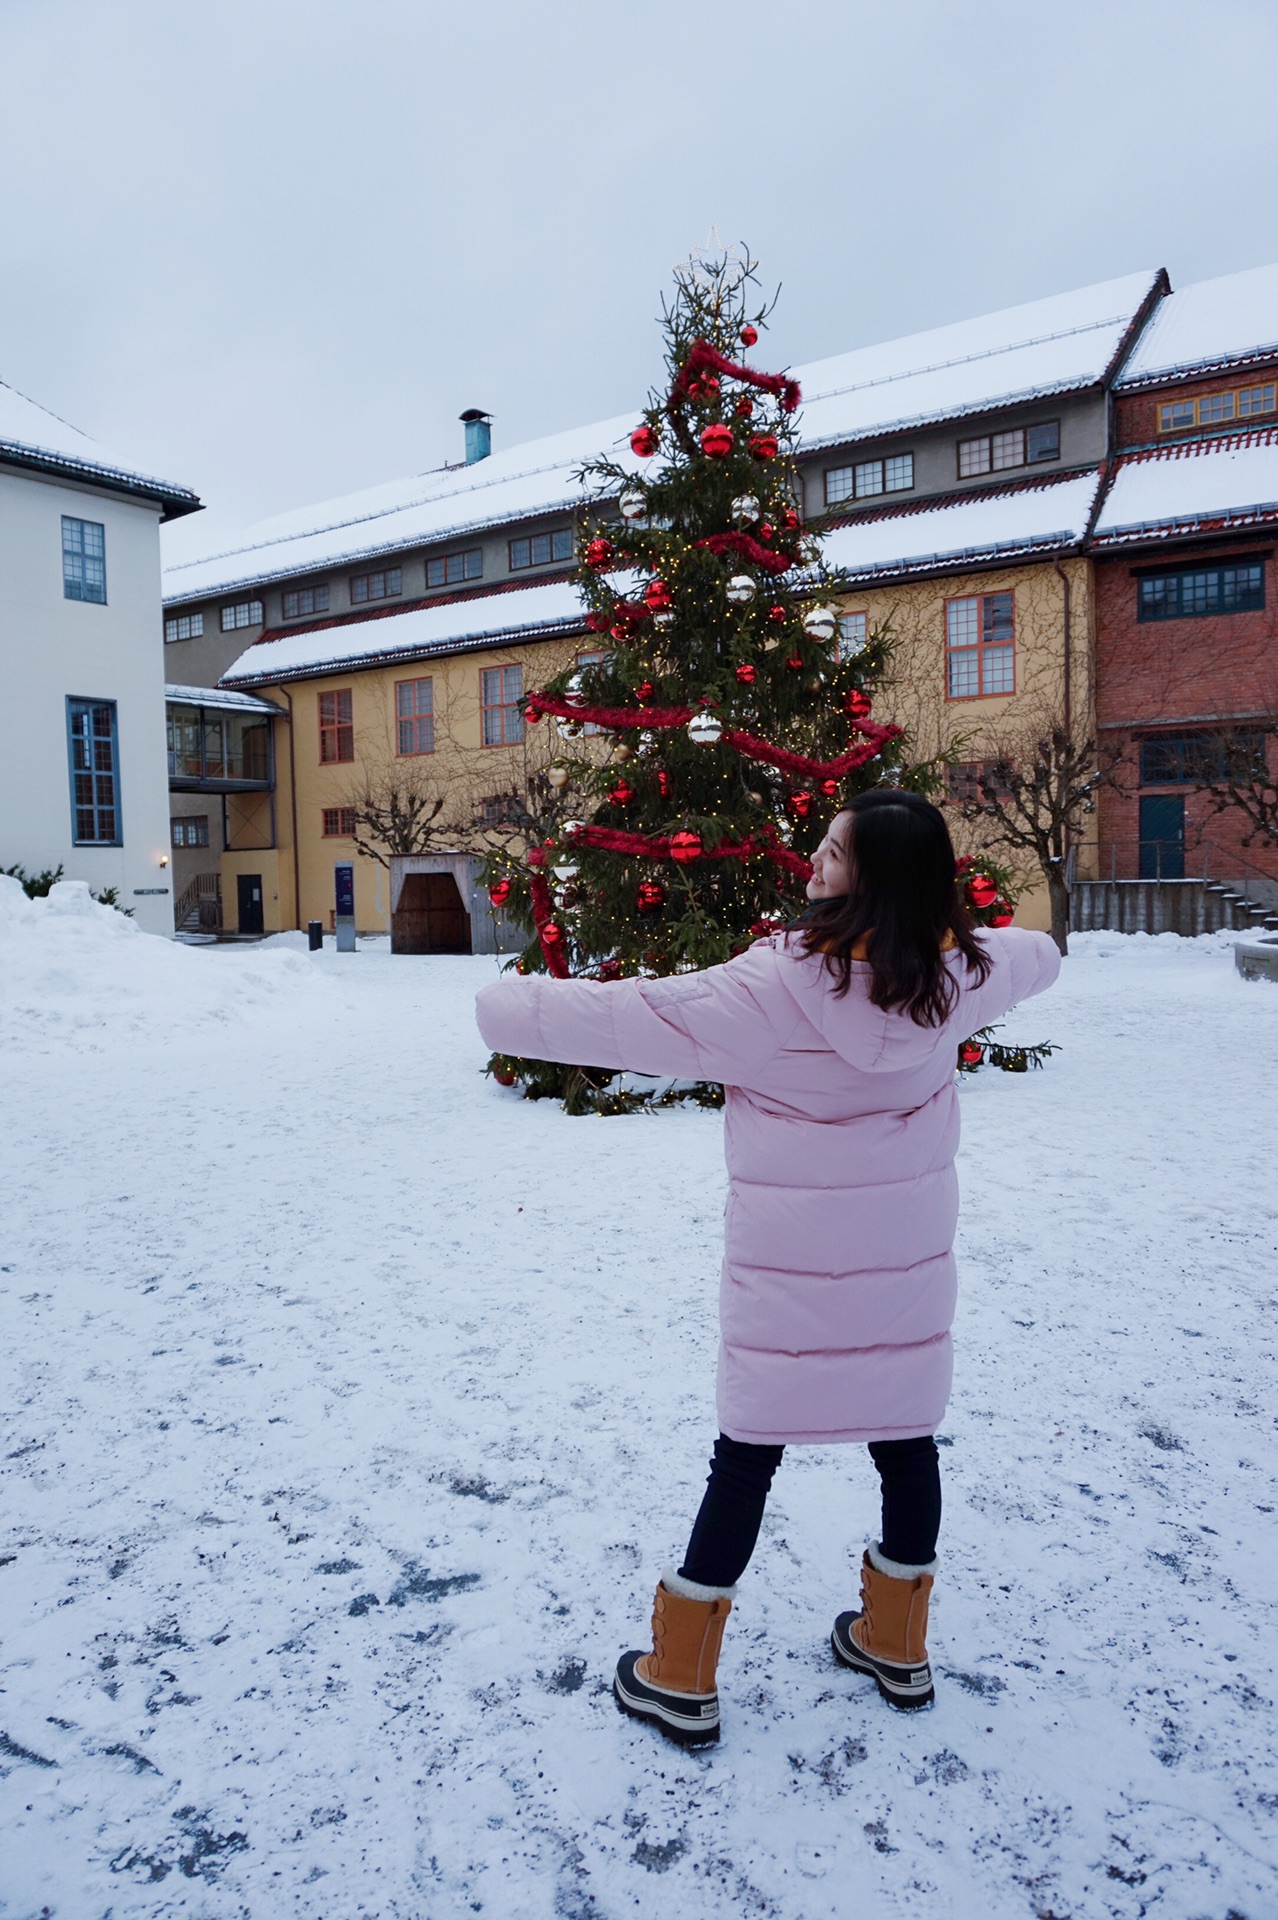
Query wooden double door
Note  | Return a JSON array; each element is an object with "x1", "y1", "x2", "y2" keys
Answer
[{"x1": 392, "y1": 872, "x2": 472, "y2": 953}]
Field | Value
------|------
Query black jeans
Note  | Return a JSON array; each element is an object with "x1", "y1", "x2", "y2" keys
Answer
[{"x1": 679, "y1": 1433, "x2": 941, "y2": 1589}]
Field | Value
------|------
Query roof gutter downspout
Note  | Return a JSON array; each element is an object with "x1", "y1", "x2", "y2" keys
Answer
[
  {"x1": 1052, "y1": 556, "x2": 1072, "y2": 738},
  {"x1": 281, "y1": 687, "x2": 301, "y2": 930}
]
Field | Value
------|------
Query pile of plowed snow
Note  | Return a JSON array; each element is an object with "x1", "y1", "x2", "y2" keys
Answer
[{"x1": 0, "y1": 877, "x2": 330, "y2": 1053}]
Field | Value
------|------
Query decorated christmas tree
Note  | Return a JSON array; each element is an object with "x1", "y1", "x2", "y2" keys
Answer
[{"x1": 484, "y1": 250, "x2": 1036, "y2": 1108}]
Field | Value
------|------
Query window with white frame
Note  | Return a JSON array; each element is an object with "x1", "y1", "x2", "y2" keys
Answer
[
  {"x1": 165, "y1": 611, "x2": 205, "y2": 643},
  {"x1": 282, "y1": 584, "x2": 330, "y2": 619},
  {"x1": 426, "y1": 549, "x2": 483, "y2": 588},
  {"x1": 946, "y1": 591, "x2": 1015, "y2": 698},
  {"x1": 837, "y1": 612, "x2": 868, "y2": 660},
  {"x1": 481, "y1": 664, "x2": 524, "y2": 746},
  {"x1": 62, "y1": 517, "x2": 106, "y2": 603},
  {"x1": 221, "y1": 599, "x2": 264, "y2": 631}
]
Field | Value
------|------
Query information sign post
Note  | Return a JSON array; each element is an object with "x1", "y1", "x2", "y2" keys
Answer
[{"x1": 334, "y1": 863, "x2": 356, "y2": 953}]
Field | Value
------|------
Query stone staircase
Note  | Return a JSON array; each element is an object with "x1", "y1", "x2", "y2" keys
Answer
[{"x1": 1072, "y1": 878, "x2": 1278, "y2": 937}]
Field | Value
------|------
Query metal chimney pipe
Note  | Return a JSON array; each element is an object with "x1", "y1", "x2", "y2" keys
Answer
[{"x1": 460, "y1": 409, "x2": 492, "y2": 464}]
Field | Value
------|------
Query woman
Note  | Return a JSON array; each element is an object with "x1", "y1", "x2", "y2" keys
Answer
[{"x1": 475, "y1": 790, "x2": 1060, "y2": 1745}]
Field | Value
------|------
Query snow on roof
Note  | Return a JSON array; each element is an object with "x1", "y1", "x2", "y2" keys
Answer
[
  {"x1": 822, "y1": 471, "x2": 1099, "y2": 580},
  {"x1": 0, "y1": 377, "x2": 199, "y2": 516},
  {"x1": 164, "y1": 272, "x2": 1160, "y2": 606},
  {"x1": 793, "y1": 271, "x2": 1161, "y2": 452},
  {"x1": 165, "y1": 682, "x2": 283, "y2": 714},
  {"x1": 1093, "y1": 428, "x2": 1278, "y2": 544},
  {"x1": 220, "y1": 578, "x2": 588, "y2": 687},
  {"x1": 1117, "y1": 262, "x2": 1278, "y2": 389},
  {"x1": 163, "y1": 414, "x2": 636, "y2": 605}
]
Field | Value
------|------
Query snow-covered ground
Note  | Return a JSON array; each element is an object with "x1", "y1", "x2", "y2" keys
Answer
[{"x1": 3, "y1": 881, "x2": 1277, "y2": 1920}]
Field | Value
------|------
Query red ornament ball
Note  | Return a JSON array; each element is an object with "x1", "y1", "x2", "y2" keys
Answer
[
  {"x1": 784, "y1": 507, "x2": 801, "y2": 530},
  {"x1": 635, "y1": 680, "x2": 655, "y2": 703},
  {"x1": 609, "y1": 780, "x2": 635, "y2": 807},
  {"x1": 735, "y1": 662, "x2": 757, "y2": 685},
  {"x1": 989, "y1": 901, "x2": 1015, "y2": 927},
  {"x1": 541, "y1": 922, "x2": 565, "y2": 947},
  {"x1": 670, "y1": 831, "x2": 703, "y2": 865},
  {"x1": 966, "y1": 874, "x2": 999, "y2": 911},
  {"x1": 585, "y1": 611, "x2": 609, "y2": 633},
  {"x1": 740, "y1": 323, "x2": 759, "y2": 347},
  {"x1": 734, "y1": 396, "x2": 754, "y2": 420},
  {"x1": 820, "y1": 777, "x2": 841, "y2": 798},
  {"x1": 843, "y1": 689, "x2": 873, "y2": 722},
  {"x1": 488, "y1": 879, "x2": 512, "y2": 907},
  {"x1": 788, "y1": 790, "x2": 814, "y2": 820},
  {"x1": 585, "y1": 537, "x2": 614, "y2": 570},
  {"x1": 644, "y1": 578, "x2": 672, "y2": 611},
  {"x1": 524, "y1": 704, "x2": 542, "y2": 724},
  {"x1": 636, "y1": 881, "x2": 666, "y2": 915},
  {"x1": 959, "y1": 1041, "x2": 984, "y2": 1069},
  {"x1": 955, "y1": 855, "x2": 976, "y2": 874},
  {"x1": 597, "y1": 958, "x2": 624, "y2": 981},
  {"x1": 493, "y1": 1065, "x2": 518, "y2": 1087},
  {"x1": 749, "y1": 433, "x2": 779, "y2": 461},
  {"x1": 785, "y1": 654, "x2": 803, "y2": 671},
  {"x1": 630, "y1": 424, "x2": 659, "y2": 457},
  {"x1": 700, "y1": 423, "x2": 735, "y2": 458},
  {"x1": 657, "y1": 770, "x2": 673, "y2": 799},
  {"x1": 758, "y1": 523, "x2": 774, "y2": 542},
  {"x1": 767, "y1": 604, "x2": 788, "y2": 624}
]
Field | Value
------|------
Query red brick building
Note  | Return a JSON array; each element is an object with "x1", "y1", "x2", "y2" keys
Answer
[{"x1": 1091, "y1": 263, "x2": 1278, "y2": 905}]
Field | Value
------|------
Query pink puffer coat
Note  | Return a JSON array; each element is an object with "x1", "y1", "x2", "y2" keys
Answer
[{"x1": 475, "y1": 927, "x2": 1060, "y2": 1445}]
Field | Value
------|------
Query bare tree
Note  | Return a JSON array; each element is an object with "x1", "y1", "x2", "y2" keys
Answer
[
  {"x1": 960, "y1": 717, "x2": 1120, "y2": 955},
  {"x1": 343, "y1": 753, "x2": 458, "y2": 868},
  {"x1": 1190, "y1": 713, "x2": 1278, "y2": 853}
]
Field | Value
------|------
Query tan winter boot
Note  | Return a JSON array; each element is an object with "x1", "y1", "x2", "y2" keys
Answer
[
  {"x1": 614, "y1": 1569, "x2": 733, "y2": 1746},
  {"x1": 831, "y1": 1544, "x2": 935, "y2": 1710}
]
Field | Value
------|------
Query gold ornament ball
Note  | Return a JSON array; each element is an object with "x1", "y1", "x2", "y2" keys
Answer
[{"x1": 547, "y1": 765, "x2": 571, "y2": 790}]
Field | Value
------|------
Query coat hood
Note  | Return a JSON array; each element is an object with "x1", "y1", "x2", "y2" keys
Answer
[{"x1": 772, "y1": 937, "x2": 974, "y2": 1073}]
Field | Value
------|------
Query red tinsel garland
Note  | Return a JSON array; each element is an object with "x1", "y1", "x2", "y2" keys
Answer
[
  {"x1": 671, "y1": 339, "x2": 801, "y2": 414},
  {"x1": 693, "y1": 531, "x2": 795, "y2": 575},
  {"x1": 524, "y1": 690, "x2": 902, "y2": 778},
  {"x1": 526, "y1": 859, "x2": 570, "y2": 979}
]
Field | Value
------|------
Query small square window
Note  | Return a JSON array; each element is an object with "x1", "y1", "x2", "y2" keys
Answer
[
  {"x1": 426, "y1": 549, "x2": 483, "y2": 589},
  {"x1": 991, "y1": 429, "x2": 1024, "y2": 471},
  {"x1": 282, "y1": 585, "x2": 330, "y2": 620},
  {"x1": 958, "y1": 437, "x2": 991, "y2": 479},
  {"x1": 350, "y1": 568, "x2": 402, "y2": 604},
  {"x1": 854, "y1": 460, "x2": 884, "y2": 498},
  {"x1": 1026, "y1": 421, "x2": 1060, "y2": 463},
  {"x1": 1238, "y1": 384, "x2": 1276, "y2": 418},
  {"x1": 221, "y1": 600, "x2": 264, "y2": 631},
  {"x1": 883, "y1": 453, "x2": 914, "y2": 492},
  {"x1": 1159, "y1": 400, "x2": 1196, "y2": 432},
  {"x1": 164, "y1": 611, "x2": 205, "y2": 643},
  {"x1": 171, "y1": 815, "x2": 210, "y2": 848},
  {"x1": 509, "y1": 528, "x2": 573, "y2": 571},
  {"x1": 1198, "y1": 391, "x2": 1235, "y2": 425},
  {"x1": 322, "y1": 807, "x2": 357, "y2": 837},
  {"x1": 62, "y1": 517, "x2": 107, "y2": 604},
  {"x1": 824, "y1": 466, "x2": 855, "y2": 505}
]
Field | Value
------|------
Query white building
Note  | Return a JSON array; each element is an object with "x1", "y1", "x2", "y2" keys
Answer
[{"x1": 1, "y1": 379, "x2": 200, "y2": 935}]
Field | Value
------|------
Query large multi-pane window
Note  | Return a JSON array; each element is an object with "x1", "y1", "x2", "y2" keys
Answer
[
  {"x1": 480, "y1": 664, "x2": 524, "y2": 746},
  {"x1": 825, "y1": 455, "x2": 913, "y2": 506},
  {"x1": 62, "y1": 517, "x2": 107, "y2": 603},
  {"x1": 1138, "y1": 732, "x2": 1265, "y2": 785},
  {"x1": 319, "y1": 689, "x2": 355, "y2": 762},
  {"x1": 221, "y1": 599, "x2": 264, "y2": 631},
  {"x1": 167, "y1": 705, "x2": 271, "y2": 782},
  {"x1": 957, "y1": 421, "x2": 1059, "y2": 479},
  {"x1": 426, "y1": 549, "x2": 483, "y2": 589},
  {"x1": 282, "y1": 585, "x2": 330, "y2": 619},
  {"x1": 509, "y1": 529, "x2": 573, "y2": 571},
  {"x1": 396, "y1": 678, "x2": 435, "y2": 755},
  {"x1": 350, "y1": 567, "x2": 402, "y2": 604},
  {"x1": 67, "y1": 698, "x2": 120, "y2": 842},
  {"x1": 1158, "y1": 383, "x2": 1277, "y2": 433},
  {"x1": 165, "y1": 611, "x2": 204, "y2": 643},
  {"x1": 946, "y1": 591, "x2": 1015, "y2": 699},
  {"x1": 1137, "y1": 561, "x2": 1264, "y2": 622}
]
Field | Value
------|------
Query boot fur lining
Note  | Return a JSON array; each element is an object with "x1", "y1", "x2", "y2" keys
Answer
[
  {"x1": 663, "y1": 1565, "x2": 737, "y2": 1603},
  {"x1": 868, "y1": 1541, "x2": 937, "y2": 1581}
]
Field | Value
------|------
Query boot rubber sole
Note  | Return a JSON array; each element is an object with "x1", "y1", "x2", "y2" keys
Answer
[
  {"x1": 613, "y1": 1651, "x2": 720, "y2": 1746},
  {"x1": 831, "y1": 1612, "x2": 935, "y2": 1710}
]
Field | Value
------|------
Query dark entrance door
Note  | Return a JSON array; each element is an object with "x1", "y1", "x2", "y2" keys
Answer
[
  {"x1": 236, "y1": 872, "x2": 265, "y2": 934},
  {"x1": 1138, "y1": 795, "x2": 1185, "y2": 879},
  {"x1": 392, "y1": 872, "x2": 473, "y2": 954}
]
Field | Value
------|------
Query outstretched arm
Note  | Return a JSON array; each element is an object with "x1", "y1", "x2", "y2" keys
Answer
[{"x1": 476, "y1": 941, "x2": 802, "y2": 1085}]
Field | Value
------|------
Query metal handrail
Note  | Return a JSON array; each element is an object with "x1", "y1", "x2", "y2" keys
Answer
[{"x1": 1089, "y1": 837, "x2": 1278, "y2": 890}]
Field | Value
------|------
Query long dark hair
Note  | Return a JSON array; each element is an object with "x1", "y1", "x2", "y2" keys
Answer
[{"x1": 798, "y1": 790, "x2": 992, "y2": 1026}]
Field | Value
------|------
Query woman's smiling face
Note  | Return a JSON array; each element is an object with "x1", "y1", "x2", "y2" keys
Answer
[{"x1": 806, "y1": 811, "x2": 854, "y2": 900}]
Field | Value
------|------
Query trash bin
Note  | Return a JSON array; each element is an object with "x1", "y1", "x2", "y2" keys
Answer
[{"x1": 308, "y1": 920, "x2": 324, "y2": 952}]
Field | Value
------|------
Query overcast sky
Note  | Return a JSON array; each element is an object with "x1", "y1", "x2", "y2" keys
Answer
[{"x1": 5, "y1": 0, "x2": 1278, "y2": 556}]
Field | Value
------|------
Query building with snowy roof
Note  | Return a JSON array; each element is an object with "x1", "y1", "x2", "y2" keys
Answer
[{"x1": 0, "y1": 377, "x2": 200, "y2": 936}]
